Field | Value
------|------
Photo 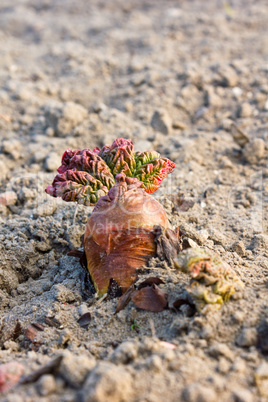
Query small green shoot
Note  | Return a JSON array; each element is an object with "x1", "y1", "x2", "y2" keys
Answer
[{"x1": 130, "y1": 319, "x2": 140, "y2": 332}]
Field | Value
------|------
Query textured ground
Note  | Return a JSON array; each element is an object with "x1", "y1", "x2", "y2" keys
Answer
[{"x1": 0, "y1": 0, "x2": 268, "y2": 401}]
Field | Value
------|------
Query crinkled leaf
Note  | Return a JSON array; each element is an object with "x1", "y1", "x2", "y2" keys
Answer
[
  {"x1": 99, "y1": 141, "x2": 175, "y2": 192},
  {"x1": 58, "y1": 149, "x2": 99, "y2": 173},
  {"x1": 98, "y1": 138, "x2": 136, "y2": 176},
  {"x1": 135, "y1": 151, "x2": 161, "y2": 169},
  {"x1": 134, "y1": 152, "x2": 175, "y2": 193},
  {"x1": 46, "y1": 170, "x2": 109, "y2": 206},
  {"x1": 175, "y1": 248, "x2": 244, "y2": 311},
  {"x1": 45, "y1": 138, "x2": 176, "y2": 206},
  {"x1": 57, "y1": 149, "x2": 115, "y2": 187}
]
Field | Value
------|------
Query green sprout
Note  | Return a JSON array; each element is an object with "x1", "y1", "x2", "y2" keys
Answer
[{"x1": 130, "y1": 319, "x2": 140, "y2": 331}]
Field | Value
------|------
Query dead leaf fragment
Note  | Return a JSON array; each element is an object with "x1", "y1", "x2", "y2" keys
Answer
[
  {"x1": 154, "y1": 225, "x2": 181, "y2": 265},
  {"x1": 12, "y1": 320, "x2": 22, "y2": 341},
  {"x1": 25, "y1": 325, "x2": 37, "y2": 342},
  {"x1": 44, "y1": 317, "x2": 61, "y2": 328},
  {"x1": 230, "y1": 123, "x2": 249, "y2": 147},
  {"x1": 115, "y1": 285, "x2": 135, "y2": 314},
  {"x1": 31, "y1": 323, "x2": 45, "y2": 331},
  {"x1": 77, "y1": 313, "x2": 91, "y2": 330},
  {"x1": 131, "y1": 284, "x2": 168, "y2": 312},
  {"x1": 172, "y1": 298, "x2": 196, "y2": 317},
  {"x1": 67, "y1": 249, "x2": 84, "y2": 258},
  {"x1": 137, "y1": 277, "x2": 165, "y2": 290},
  {"x1": 159, "y1": 341, "x2": 176, "y2": 350},
  {"x1": 0, "y1": 114, "x2": 11, "y2": 123}
]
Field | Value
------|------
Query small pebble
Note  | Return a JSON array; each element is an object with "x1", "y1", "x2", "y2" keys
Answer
[
  {"x1": 34, "y1": 200, "x2": 57, "y2": 217},
  {"x1": 208, "y1": 228, "x2": 226, "y2": 245},
  {"x1": 151, "y1": 109, "x2": 172, "y2": 135},
  {"x1": 3, "y1": 341, "x2": 19, "y2": 352},
  {"x1": 230, "y1": 124, "x2": 249, "y2": 147},
  {"x1": 217, "y1": 357, "x2": 230, "y2": 374},
  {"x1": 232, "y1": 87, "x2": 243, "y2": 97},
  {"x1": 145, "y1": 355, "x2": 163, "y2": 372},
  {"x1": 110, "y1": 341, "x2": 138, "y2": 364},
  {"x1": 255, "y1": 363, "x2": 268, "y2": 398},
  {"x1": 232, "y1": 241, "x2": 246, "y2": 257},
  {"x1": 232, "y1": 388, "x2": 253, "y2": 402},
  {"x1": 208, "y1": 343, "x2": 234, "y2": 361},
  {"x1": 0, "y1": 191, "x2": 17, "y2": 206},
  {"x1": 58, "y1": 351, "x2": 96, "y2": 387},
  {"x1": 2, "y1": 139, "x2": 21, "y2": 160},
  {"x1": 238, "y1": 102, "x2": 253, "y2": 118},
  {"x1": 58, "y1": 329, "x2": 71, "y2": 346},
  {"x1": 0, "y1": 362, "x2": 24, "y2": 392},
  {"x1": 78, "y1": 303, "x2": 89, "y2": 316},
  {"x1": 218, "y1": 156, "x2": 233, "y2": 169},
  {"x1": 81, "y1": 362, "x2": 133, "y2": 402},
  {"x1": 181, "y1": 383, "x2": 217, "y2": 402},
  {"x1": 172, "y1": 121, "x2": 187, "y2": 130},
  {"x1": 36, "y1": 374, "x2": 57, "y2": 397},
  {"x1": 219, "y1": 66, "x2": 238, "y2": 87},
  {"x1": 251, "y1": 233, "x2": 268, "y2": 251},
  {"x1": 44, "y1": 152, "x2": 61, "y2": 172},
  {"x1": 236, "y1": 328, "x2": 257, "y2": 347},
  {"x1": 243, "y1": 138, "x2": 265, "y2": 164}
]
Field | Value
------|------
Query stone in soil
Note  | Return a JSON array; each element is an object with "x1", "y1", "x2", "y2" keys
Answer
[
  {"x1": 80, "y1": 362, "x2": 133, "y2": 402},
  {"x1": 151, "y1": 109, "x2": 172, "y2": 135}
]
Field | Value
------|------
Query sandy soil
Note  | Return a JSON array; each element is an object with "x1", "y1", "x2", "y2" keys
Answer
[{"x1": 0, "y1": 0, "x2": 268, "y2": 401}]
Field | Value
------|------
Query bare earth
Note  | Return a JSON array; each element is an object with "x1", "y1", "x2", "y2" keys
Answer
[{"x1": 0, "y1": 0, "x2": 268, "y2": 401}]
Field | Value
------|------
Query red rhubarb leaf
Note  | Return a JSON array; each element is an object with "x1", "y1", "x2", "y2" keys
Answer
[
  {"x1": 98, "y1": 138, "x2": 136, "y2": 176},
  {"x1": 45, "y1": 170, "x2": 110, "y2": 206},
  {"x1": 134, "y1": 151, "x2": 175, "y2": 193}
]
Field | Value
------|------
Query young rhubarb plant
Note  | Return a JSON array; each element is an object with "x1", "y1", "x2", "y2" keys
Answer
[
  {"x1": 46, "y1": 138, "x2": 179, "y2": 296},
  {"x1": 175, "y1": 248, "x2": 244, "y2": 311}
]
